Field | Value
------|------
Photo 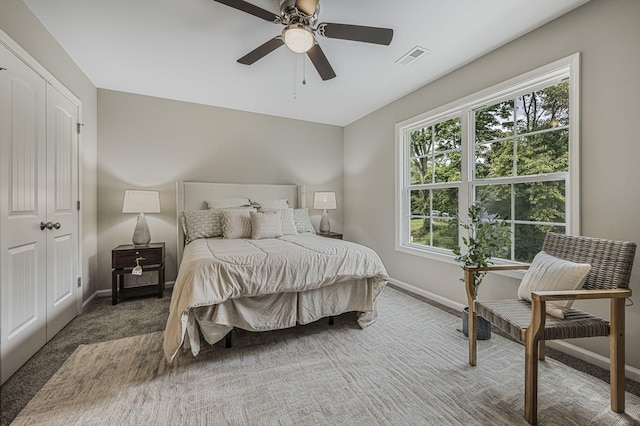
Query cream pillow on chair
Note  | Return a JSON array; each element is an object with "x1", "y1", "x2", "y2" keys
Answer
[{"x1": 517, "y1": 251, "x2": 591, "y2": 319}]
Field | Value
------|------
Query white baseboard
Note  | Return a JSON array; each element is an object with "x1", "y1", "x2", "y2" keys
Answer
[
  {"x1": 388, "y1": 276, "x2": 640, "y2": 383},
  {"x1": 83, "y1": 281, "x2": 176, "y2": 303},
  {"x1": 389, "y1": 277, "x2": 466, "y2": 312}
]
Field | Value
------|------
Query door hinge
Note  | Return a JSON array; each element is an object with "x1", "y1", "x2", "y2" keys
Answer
[
  {"x1": 77, "y1": 123, "x2": 84, "y2": 134},
  {"x1": 77, "y1": 200, "x2": 81, "y2": 211},
  {"x1": 77, "y1": 277, "x2": 82, "y2": 288}
]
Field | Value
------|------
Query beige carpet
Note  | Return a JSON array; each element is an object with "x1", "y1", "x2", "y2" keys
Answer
[{"x1": 12, "y1": 288, "x2": 640, "y2": 425}]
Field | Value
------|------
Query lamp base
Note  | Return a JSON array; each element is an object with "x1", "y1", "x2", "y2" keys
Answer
[
  {"x1": 319, "y1": 210, "x2": 331, "y2": 234},
  {"x1": 132, "y1": 213, "x2": 151, "y2": 246}
]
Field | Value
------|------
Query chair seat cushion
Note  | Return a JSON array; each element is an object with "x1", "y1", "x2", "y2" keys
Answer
[{"x1": 476, "y1": 299, "x2": 610, "y2": 342}]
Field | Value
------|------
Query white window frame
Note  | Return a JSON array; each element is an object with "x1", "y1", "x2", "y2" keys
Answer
[{"x1": 395, "y1": 53, "x2": 580, "y2": 265}]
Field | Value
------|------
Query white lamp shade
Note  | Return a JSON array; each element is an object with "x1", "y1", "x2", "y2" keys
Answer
[
  {"x1": 283, "y1": 25, "x2": 315, "y2": 53},
  {"x1": 313, "y1": 192, "x2": 337, "y2": 210},
  {"x1": 122, "y1": 190, "x2": 161, "y2": 213}
]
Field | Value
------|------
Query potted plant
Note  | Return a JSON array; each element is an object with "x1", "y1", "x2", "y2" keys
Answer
[{"x1": 453, "y1": 196, "x2": 511, "y2": 339}]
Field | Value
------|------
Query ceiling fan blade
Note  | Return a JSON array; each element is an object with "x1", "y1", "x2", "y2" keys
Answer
[
  {"x1": 237, "y1": 37, "x2": 285, "y2": 65},
  {"x1": 295, "y1": 0, "x2": 319, "y2": 16},
  {"x1": 213, "y1": 0, "x2": 278, "y2": 22},
  {"x1": 307, "y1": 44, "x2": 336, "y2": 81},
  {"x1": 320, "y1": 23, "x2": 393, "y2": 45}
]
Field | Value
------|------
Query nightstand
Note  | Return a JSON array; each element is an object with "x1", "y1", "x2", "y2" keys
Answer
[
  {"x1": 112, "y1": 242, "x2": 165, "y2": 305},
  {"x1": 318, "y1": 232, "x2": 343, "y2": 240}
]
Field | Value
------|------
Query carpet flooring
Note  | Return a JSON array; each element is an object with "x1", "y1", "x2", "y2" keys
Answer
[{"x1": 6, "y1": 287, "x2": 640, "y2": 425}]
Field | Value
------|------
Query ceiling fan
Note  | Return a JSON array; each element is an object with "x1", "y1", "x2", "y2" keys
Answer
[{"x1": 213, "y1": 0, "x2": 394, "y2": 81}]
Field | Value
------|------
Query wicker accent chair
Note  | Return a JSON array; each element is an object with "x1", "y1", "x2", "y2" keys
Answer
[{"x1": 464, "y1": 232, "x2": 636, "y2": 425}]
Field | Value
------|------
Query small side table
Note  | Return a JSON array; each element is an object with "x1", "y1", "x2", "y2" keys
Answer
[
  {"x1": 112, "y1": 242, "x2": 165, "y2": 305},
  {"x1": 318, "y1": 232, "x2": 343, "y2": 240}
]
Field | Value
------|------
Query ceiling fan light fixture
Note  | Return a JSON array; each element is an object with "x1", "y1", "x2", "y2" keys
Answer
[{"x1": 283, "y1": 24, "x2": 315, "y2": 53}]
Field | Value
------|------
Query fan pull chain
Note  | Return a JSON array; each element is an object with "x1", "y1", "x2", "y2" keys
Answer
[
  {"x1": 302, "y1": 53, "x2": 306, "y2": 85},
  {"x1": 292, "y1": 52, "x2": 297, "y2": 99}
]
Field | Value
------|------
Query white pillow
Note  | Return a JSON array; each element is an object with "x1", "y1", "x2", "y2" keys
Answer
[
  {"x1": 221, "y1": 208, "x2": 255, "y2": 239},
  {"x1": 207, "y1": 198, "x2": 251, "y2": 209},
  {"x1": 517, "y1": 251, "x2": 591, "y2": 319},
  {"x1": 250, "y1": 211, "x2": 283, "y2": 240},
  {"x1": 292, "y1": 208, "x2": 316, "y2": 234},
  {"x1": 260, "y1": 208, "x2": 298, "y2": 235},
  {"x1": 252, "y1": 199, "x2": 289, "y2": 209},
  {"x1": 181, "y1": 210, "x2": 223, "y2": 244}
]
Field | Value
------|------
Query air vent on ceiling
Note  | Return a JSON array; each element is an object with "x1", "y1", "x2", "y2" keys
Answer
[{"x1": 396, "y1": 46, "x2": 429, "y2": 66}]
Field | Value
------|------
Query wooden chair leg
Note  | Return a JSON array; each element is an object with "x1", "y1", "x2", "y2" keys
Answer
[
  {"x1": 610, "y1": 298, "x2": 625, "y2": 413},
  {"x1": 465, "y1": 268, "x2": 477, "y2": 366},
  {"x1": 468, "y1": 306, "x2": 477, "y2": 366},
  {"x1": 538, "y1": 340, "x2": 546, "y2": 361},
  {"x1": 524, "y1": 336, "x2": 539, "y2": 425},
  {"x1": 524, "y1": 297, "x2": 545, "y2": 425}
]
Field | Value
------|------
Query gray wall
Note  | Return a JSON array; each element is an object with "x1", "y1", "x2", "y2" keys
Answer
[
  {"x1": 344, "y1": 0, "x2": 640, "y2": 372},
  {"x1": 97, "y1": 89, "x2": 344, "y2": 290},
  {"x1": 0, "y1": 0, "x2": 99, "y2": 300}
]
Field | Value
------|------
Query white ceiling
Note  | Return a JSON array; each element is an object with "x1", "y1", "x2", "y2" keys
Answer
[{"x1": 23, "y1": 0, "x2": 589, "y2": 126}]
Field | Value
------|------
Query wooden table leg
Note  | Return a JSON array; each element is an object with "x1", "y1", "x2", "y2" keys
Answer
[{"x1": 112, "y1": 270, "x2": 118, "y2": 305}]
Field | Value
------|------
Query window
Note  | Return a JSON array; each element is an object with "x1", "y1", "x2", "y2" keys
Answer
[{"x1": 396, "y1": 54, "x2": 579, "y2": 264}]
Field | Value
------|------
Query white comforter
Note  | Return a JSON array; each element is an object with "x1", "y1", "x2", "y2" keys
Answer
[{"x1": 163, "y1": 234, "x2": 388, "y2": 362}]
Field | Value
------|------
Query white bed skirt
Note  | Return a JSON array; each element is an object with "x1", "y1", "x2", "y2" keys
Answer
[{"x1": 185, "y1": 278, "x2": 379, "y2": 353}]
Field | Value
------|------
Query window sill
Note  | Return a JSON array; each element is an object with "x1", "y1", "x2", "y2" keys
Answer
[{"x1": 395, "y1": 243, "x2": 528, "y2": 280}]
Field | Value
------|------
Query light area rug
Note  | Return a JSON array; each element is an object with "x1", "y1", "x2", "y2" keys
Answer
[{"x1": 12, "y1": 288, "x2": 640, "y2": 425}]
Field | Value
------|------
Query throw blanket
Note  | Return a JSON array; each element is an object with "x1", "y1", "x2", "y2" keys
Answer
[{"x1": 164, "y1": 234, "x2": 388, "y2": 362}]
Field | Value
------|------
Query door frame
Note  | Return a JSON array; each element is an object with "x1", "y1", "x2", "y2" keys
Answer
[{"x1": 1, "y1": 30, "x2": 83, "y2": 314}]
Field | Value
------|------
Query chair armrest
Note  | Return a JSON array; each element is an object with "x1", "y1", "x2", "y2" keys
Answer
[
  {"x1": 532, "y1": 288, "x2": 632, "y2": 302},
  {"x1": 464, "y1": 264, "x2": 531, "y2": 306},
  {"x1": 464, "y1": 265, "x2": 530, "y2": 273}
]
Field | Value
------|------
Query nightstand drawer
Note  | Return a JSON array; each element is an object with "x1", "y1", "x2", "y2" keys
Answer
[
  {"x1": 318, "y1": 232, "x2": 343, "y2": 240},
  {"x1": 112, "y1": 243, "x2": 164, "y2": 269}
]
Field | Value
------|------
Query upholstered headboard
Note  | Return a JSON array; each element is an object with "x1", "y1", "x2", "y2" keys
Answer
[{"x1": 176, "y1": 181, "x2": 305, "y2": 263}]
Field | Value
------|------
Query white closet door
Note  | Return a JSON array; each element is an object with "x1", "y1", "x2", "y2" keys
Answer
[
  {"x1": 45, "y1": 84, "x2": 79, "y2": 340},
  {"x1": 0, "y1": 43, "x2": 48, "y2": 384}
]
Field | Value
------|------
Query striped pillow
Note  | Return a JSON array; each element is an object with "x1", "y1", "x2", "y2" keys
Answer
[
  {"x1": 517, "y1": 251, "x2": 591, "y2": 318},
  {"x1": 250, "y1": 211, "x2": 283, "y2": 240}
]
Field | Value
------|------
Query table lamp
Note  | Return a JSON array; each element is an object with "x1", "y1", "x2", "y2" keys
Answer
[
  {"x1": 313, "y1": 192, "x2": 337, "y2": 234},
  {"x1": 122, "y1": 190, "x2": 161, "y2": 246}
]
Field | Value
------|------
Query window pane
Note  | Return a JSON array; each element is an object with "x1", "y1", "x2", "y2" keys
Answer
[
  {"x1": 410, "y1": 126, "x2": 432, "y2": 158},
  {"x1": 432, "y1": 188, "x2": 458, "y2": 218},
  {"x1": 410, "y1": 190, "x2": 430, "y2": 215},
  {"x1": 410, "y1": 217, "x2": 430, "y2": 246},
  {"x1": 474, "y1": 139, "x2": 514, "y2": 179},
  {"x1": 476, "y1": 185, "x2": 511, "y2": 220},
  {"x1": 433, "y1": 152, "x2": 461, "y2": 182},
  {"x1": 516, "y1": 130, "x2": 569, "y2": 176},
  {"x1": 410, "y1": 157, "x2": 433, "y2": 184},
  {"x1": 516, "y1": 81, "x2": 569, "y2": 134},
  {"x1": 475, "y1": 100, "x2": 514, "y2": 143},
  {"x1": 435, "y1": 117, "x2": 462, "y2": 151},
  {"x1": 515, "y1": 224, "x2": 565, "y2": 262},
  {"x1": 515, "y1": 181, "x2": 565, "y2": 222},
  {"x1": 433, "y1": 218, "x2": 458, "y2": 250}
]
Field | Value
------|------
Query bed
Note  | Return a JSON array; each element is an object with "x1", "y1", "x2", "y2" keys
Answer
[{"x1": 163, "y1": 182, "x2": 389, "y2": 362}]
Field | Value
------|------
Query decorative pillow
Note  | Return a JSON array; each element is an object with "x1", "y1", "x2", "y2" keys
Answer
[
  {"x1": 221, "y1": 208, "x2": 255, "y2": 239},
  {"x1": 181, "y1": 210, "x2": 223, "y2": 244},
  {"x1": 260, "y1": 208, "x2": 298, "y2": 235},
  {"x1": 206, "y1": 198, "x2": 251, "y2": 209},
  {"x1": 251, "y1": 199, "x2": 289, "y2": 209},
  {"x1": 250, "y1": 211, "x2": 283, "y2": 240},
  {"x1": 517, "y1": 251, "x2": 591, "y2": 319},
  {"x1": 292, "y1": 208, "x2": 315, "y2": 234}
]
